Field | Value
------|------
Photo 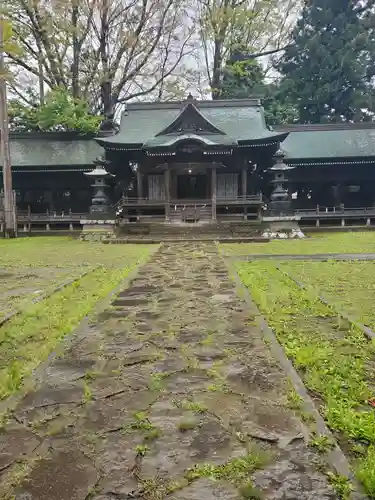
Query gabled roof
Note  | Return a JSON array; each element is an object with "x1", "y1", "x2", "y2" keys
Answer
[
  {"x1": 275, "y1": 123, "x2": 375, "y2": 160},
  {"x1": 96, "y1": 98, "x2": 286, "y2": 150},
  {"x1": 156, "y1": 102, "x2": 225, "y2": 136},
  {"x1": 0, "y1": 133, "x2": 103, "y2": 169}
]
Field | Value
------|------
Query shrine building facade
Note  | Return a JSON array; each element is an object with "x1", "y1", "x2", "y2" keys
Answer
[{"x1": 2, "y1": 96, "x2": 375, "y2": 228}]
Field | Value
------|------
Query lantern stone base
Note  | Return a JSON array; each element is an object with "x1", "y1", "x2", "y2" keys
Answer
[
  {"x1": 262, "y1": 218, "x2": 305, "y2": 239},
  {"x1": 80, "y1": 216, "x2": 116, "y2": 241}
]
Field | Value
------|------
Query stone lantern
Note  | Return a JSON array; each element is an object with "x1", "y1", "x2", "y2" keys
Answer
[
  {"x1": 269, "y1": 149, "x2": 294, "y2": 215},
  {"x1": 81, "y1": 157, "x2": 116, "y2": 240},
  {"x1": 84, "y1": 157, "x2": 114, "y2": 214}
]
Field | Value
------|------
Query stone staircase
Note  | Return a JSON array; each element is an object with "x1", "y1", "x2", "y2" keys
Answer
[
  {"x1": 108, "y1": 220, "x2": 267, "y2": 243},
  {"x1": 169, "y1": 204, "x2": 212, "y2": 224}
]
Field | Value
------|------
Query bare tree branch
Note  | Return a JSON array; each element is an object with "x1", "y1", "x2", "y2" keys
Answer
[{"x1": 196, "y1": 0, "x2": 301, "y2": 97}]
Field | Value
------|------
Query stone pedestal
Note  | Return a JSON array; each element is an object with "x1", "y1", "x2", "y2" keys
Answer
[
  {"x1": 80, "y1": 216, "x2": 116, "y2": 241},
  {"x1": 262, "y1": 217, "x2": 305, "y2": 239}
]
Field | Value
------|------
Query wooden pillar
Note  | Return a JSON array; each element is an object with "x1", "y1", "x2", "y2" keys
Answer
[
  {"x1": 241, "y1": 165, "x2": 247, "y2": 220},
  {"x1": 241, "y1": 165, "x2": 247, "y2": 197},
  {"x1": 211, "y1": 166, "x2": 217, "y2": 221},
  {"x1": 164, "y1": 165, "x2": 170, "y2": 222},
  {"x1": 136, "y1": 168, "x2": 143, "y2": 199}
]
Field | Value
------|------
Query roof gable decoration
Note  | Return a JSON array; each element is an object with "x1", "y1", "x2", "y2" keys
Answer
[{"x1": 156, "y1": 102, "x2": 226, "y2": 137}]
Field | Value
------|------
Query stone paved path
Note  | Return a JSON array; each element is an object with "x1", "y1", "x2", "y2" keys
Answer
[{"x1": 1, "y1": 243, "x2": 338, "y2": 500}]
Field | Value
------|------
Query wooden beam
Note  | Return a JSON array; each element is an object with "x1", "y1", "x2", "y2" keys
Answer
[
  {"x1": 211, "y1": 165, "x2": 217, "y2": 221},
  {"x1": 241, "y1": 165, "x2": 248, "y2": 196},
  {"x1": 164, "y1": 165, "x2": 170, "y2": 221},
  {"x1": 136, "y1": 168, "x2": 143, "y2": 199}
]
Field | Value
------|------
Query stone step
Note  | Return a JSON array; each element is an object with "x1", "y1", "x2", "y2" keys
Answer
[
  {"x1": 103, "y1": 236, "x2": 270, "y2": 244},
  {"x1": 116, "y1": 222, "x2": 264, "y2": 239}
]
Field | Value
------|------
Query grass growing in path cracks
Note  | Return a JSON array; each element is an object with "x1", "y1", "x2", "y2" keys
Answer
[
  {"x1": 172, "y1": 398, "x2": 208, "y2": 414},
  {"x1": 185, "y1": 451, "x2": 270, "y2": 499},
  {"x1": 237, "y1": 261, "x2": 375, "y2": 496},
  {"x1": 309, "y1": 433, "x2": 336, "y2": 454}
]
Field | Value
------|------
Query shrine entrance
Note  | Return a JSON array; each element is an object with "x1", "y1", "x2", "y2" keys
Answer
[{"x1": 177, "y1": 173, "x2": 208, "y2": 199}]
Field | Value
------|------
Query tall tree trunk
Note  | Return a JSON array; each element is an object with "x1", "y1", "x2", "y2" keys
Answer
[
  {"x1": 211, "y1": 38, "x2": 223, "y2": 99},
  {"x1": 38, "y1": 50, "x2": 45, "y2": 105},
  {"x1": 99, "y1": 0, "x2": 113, "y2": 117},
  {"x1": 71, "y1": 0, "x2": 80, "y2": 99}
]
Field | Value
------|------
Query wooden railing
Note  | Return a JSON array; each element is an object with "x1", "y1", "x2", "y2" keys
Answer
[
  {"x1": 115, "y1": 194, "x2": 263, "y2": 209},
  {"x1": 114, "y1": 197, "x2": 166, "y2": 208},
  {"x1": 17, "y1": 211, "x2": 87, "y2": 222},
  {"x1": 295, "y1": 206, "x2": 375, "y2": 217}
]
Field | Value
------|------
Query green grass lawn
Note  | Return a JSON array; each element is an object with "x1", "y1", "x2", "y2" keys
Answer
[
  {"x1": 221, "y1": 231, "x2": 375, "y2": 256},
  {"x1": 282, "y1": 260, "x2": 375, "y2": 331},
  {"x1": 0, "y1": 237, "x2": 156, "y2": 402},
  {"x1": 237, "y1": 260, "x2": 375, "y2": 496},
  {"x1": 0, "y1": 237, "x2": 155, "y2": 318}
]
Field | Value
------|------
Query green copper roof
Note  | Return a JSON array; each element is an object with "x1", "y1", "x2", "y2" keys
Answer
[
  {"x1": 97, "y1": 99, "x2": 283, "y2": 148},
  {"x1": 0, "y1": 135, "x2": 103, "y2": 168},
  {"x1": 277, "y1": 124, "x2": 375, "y2": 159}
]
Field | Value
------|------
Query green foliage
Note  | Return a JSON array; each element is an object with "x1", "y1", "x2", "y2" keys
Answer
[
  {"x1": 309, "y1": 433, "x2": 335, "y2": 454},
  {"x1": 356, "y1": 445, "x2": 375, "y2": 496},
  {"x1": 135, "y1": 444, "x2": 149, "y2": 457},
  {"x1": 262, "y1": 84, "x2": 299, "y2": 125},
  {"x1": 216, "y1": 49, "x2": 298, "y2": 125},
  {"x1": 9, "y1": 87, "x2": 102, "y2": 133},
  {"x1": 219, "y1": 56, "x2": 266, "y2": 100},
  {"x1": 1, "y1": 18, "x2": 21, "y2": 58},
  {"x1": 326, "y1": 472, "x2": 353, "y2": 499},
  {"x1": 83, "y1": 381, "x2": 93, "y2": 403},
  {"x1": 277, "y1": 0, "x2": 375, "y2": 123},
  {"x1": 238, "y1": 482, "x2": 264, "y2": 499}
]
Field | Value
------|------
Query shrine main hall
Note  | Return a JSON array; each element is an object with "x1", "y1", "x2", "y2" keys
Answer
[{"x1": 2, "y1": 96, "x2": 375, "y2": 230}]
